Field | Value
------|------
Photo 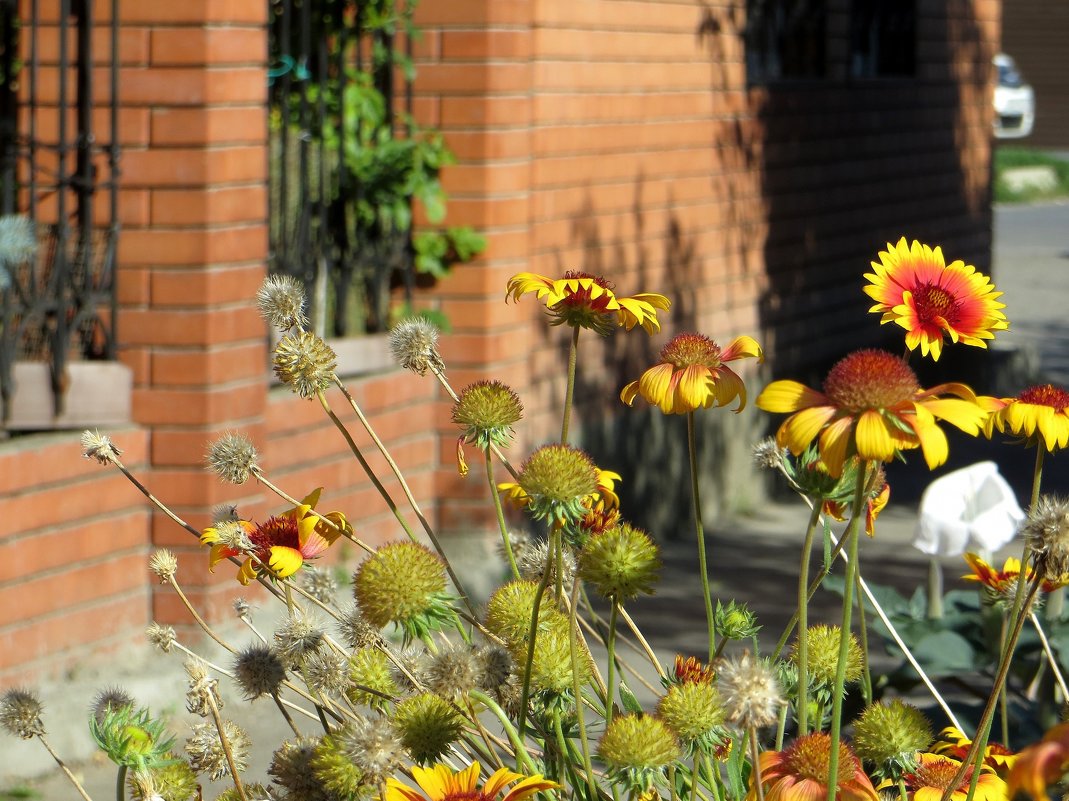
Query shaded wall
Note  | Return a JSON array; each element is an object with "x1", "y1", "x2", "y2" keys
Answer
[{"x1": 1002, "y1": 0, "x2": 1069, "y2": 148}]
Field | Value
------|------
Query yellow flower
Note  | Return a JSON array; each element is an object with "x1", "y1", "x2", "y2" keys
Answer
[
  {"x1": 864, "y1": 237, "x2": 1008, "y2": 361},
  {"x1": 899, "y1": 753, "x2": 1007, "y2": 801},
  {"x1": 506, "y1": 270, "x2": 670, "y2": 335},
  {"x1": 982, "y1": 384, "x2": 1069, "y2": 452},
  {"x1": 1006, "y1": 722, "x2": 1069, "y2": 800},
  {"x1": 933, "y1": 727, "x2": 1017, "y2": 778},
  {"x1": 200, "y1": 488, "x2": 349, "y2": 585},
  {"x1": 384, "y1": 762, "x2": 558, "y2": 801},
  {"x1": 749, "y1": 733, "x2": 879, "y2": 801},
  {"x1": 756, "y1": 349, "x2": 987, "y2": 478},
  {"x1": 621, "y1": 333, "x2": 763, "y2": 415}
]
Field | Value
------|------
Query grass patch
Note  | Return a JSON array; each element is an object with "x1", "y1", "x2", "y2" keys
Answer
[
  {"x1": 0, "y1": 786, "x2": 41, "y2": 800},
  {"x1": 994, "y1": 146, "x2": 1069, "y2": 203}
]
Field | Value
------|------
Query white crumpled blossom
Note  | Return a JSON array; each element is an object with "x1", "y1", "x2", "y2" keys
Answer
[{"x1": 912, "y1": 461, "x2": 1024, "y2": 557}]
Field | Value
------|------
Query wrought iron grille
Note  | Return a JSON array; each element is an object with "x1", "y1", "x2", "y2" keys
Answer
[
  {"x1": 268, "y1": 0, "x2": 419, "y2": 337},
  {"x1": 0, "y1": 0, "x2": 120, "y2": 423}
]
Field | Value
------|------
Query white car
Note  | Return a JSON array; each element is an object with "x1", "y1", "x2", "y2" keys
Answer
[{"x1": 993, "y1": 54, "x2": 1035, "y2": 139}]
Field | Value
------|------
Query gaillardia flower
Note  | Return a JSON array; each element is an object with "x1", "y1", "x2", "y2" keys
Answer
[
  {"x1": 1006, "y1": 722, "x2": 1069, "y2": 800},
  {"x1": 982, "y1": 384, "x2": 1069, "y2": 452},
  {"x1": 962, "y1": 553, "x2": 1052, "y2": 601},
  {"x1": 200, "y1": 488, "x2": 349, "y2": 585},
  {"x1": 899, "y1": 753, "x2": 1007, "y2": 801},
  {"x1": 506, "y1": 270, "x2": 670, "y2": 335},
  {"x1": 756, "y1": 349, "x2": 987, "y2": 477},
  {"x1": 749, "y1": 732, "x2": 879, "y2": 801},
  {"x1": 621, "y1": 333, "x2": 763, "y2": 415},
  {"x1": 384, "y1": 762, "x2": 558, "y2": 801},
  {"x1": 933, "y1": 727, "x2": 1017, "y2": 778},
  {"x1": 864, "y1": 237, "x2": 1008, "y2": 361}
]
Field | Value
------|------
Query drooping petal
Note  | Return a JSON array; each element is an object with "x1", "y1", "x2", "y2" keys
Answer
[
  {"x1": 636, "y1": 363, "x2": 676, "y2": 412},
  {"x1": 500, "y1": 774, "x2": 562, "y2": 801},
  {"x1": 620, "y1": 380, "x2": 641, "y2": 406},
  {"x1": 911, "y1": 413, "x2": 950, "y2": 470},
  {"x1": 854, "y1": 409, "x2": 898, "y2": 462},
  {"x1": 719, "y1": 334, "x2": 764, "y2": 364},
  {"x1": 383, "y1": 779, "x2": 430, "y2": 801},
  {"x1": 818, "y1": 415, "x2": 856, "y2": 477},
  {"x1": 920, "y1": 397, "x2": 988, "y2": 435},
  {"x1": 756, "y1": 381, "x2": 829, "y2": 414},
  {"x1": 236, "y1": 558, "x2": 260, "y2": 586},
  {"x1": 482, "y1": 767, "x2": 526, "y2": 799},
  {"x1": 208, "y1": 543, "x2": 240, "y2": 570},
  {"x1": 777, "y1": 405, "x2": 838, "y2": 455},
  {"x1": 712, "y1": 366, "x2": 747, "y2": 412},
  {"x1": 677, "y1": 365, "x2": 714, "y2": 412},
  {"x1": 267, "y1": 546, "x2": 304, "y2": 578}
]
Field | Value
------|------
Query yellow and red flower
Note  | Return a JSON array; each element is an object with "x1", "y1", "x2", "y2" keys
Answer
[
  {"x1": 506, "y1": 271, "x2": 670, "y2": 335},
  {"x1": 1006, "y1": 722, "x2": 1069, "y2": 800},
  {"x1": 899, "y1": 752, "x2": 1007, "y2": 801},
  {"x1": 384, "y1": 762, "x2": 558, "y2": 801},
  {"x1": 982, "y1": 384, "x2": 1069, "y2": 453},
  {"x1": 621, "y1": 333, "x2": 763, "y2": 415},
  {"x1": 200, "y1": 488, "x2": 349, "y2": 585},
  {"x1": 933, "y1": 727, "x2": 1017, "y2": 778},
  {"x1": 756, "y1": 349, "x2": 988, "y2": 477},
  {"x1": 499, "y1": 468, "x2": 620, "y2": 513},
  {"x1": 824, "y1": 480, "x2": 890, "y2": 537},
  {"x1": 748, "y1": 732, "x2": 879, "y2": 801},
  {"x1": 863, "y1": 237, "x2": 1008, "y2": 361},
  {"x1": 964, "y1": 553, "x2": 1065, "y2": 597}
]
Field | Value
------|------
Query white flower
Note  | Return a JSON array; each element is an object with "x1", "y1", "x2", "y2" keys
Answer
[{"x1": 912, "y1": 461, "x2": 1023, "y2": 557}]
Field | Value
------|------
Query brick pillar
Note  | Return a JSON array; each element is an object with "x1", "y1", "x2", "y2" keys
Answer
[
  {"x1": 412, "y1": 3, "x2": 540, "y2": 534},
  {"x1": 114, "y1": 2, "x2": 270, "y2": 627}
]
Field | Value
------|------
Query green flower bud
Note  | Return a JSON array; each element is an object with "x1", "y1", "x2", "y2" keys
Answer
[
  {"x1": 578, "y1": 523, "x2": 660, "y2": 602},
  {"x1": 394, "y1": 692, "x2": 463, "y2": 765}
]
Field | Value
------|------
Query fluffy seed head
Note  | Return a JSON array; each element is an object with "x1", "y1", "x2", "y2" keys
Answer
[
  {"x1": 270, "y1": 738, "x2": 326, "y2": 800},
  {"x1": 0, "y1": 688, "x2": 45, "y2": 739},
  {"x1": 518, "y1": 444, "x2": 599, "y2": 526},
  {"x1": 517, "y1": 538, "x2": 576, "y2": 592},
  {"x1": 657, "y1": 681, "x2": 725, "y2": 744},
  {"x1": 452, "y1": 380, "x2": 524, "y2": 449},
  {"x1": 389, "y1": 318, "x2": 445, "y2": 376},
  {"x1": 305, "y1": 651, "x2": 351, "y2": 697},
  {"x1": 146, "y1": 623, "x2": 176, "y2": 653},
  {"x1": 299, "y1": 565, "x2": 339, "y2": 604},
  {"x1": 338, "y1": 603, "x2": 380, "y2": 650},
  {"x1": 791, "y1": 625, "x2": 865, "y2": 687},
  {"x1": 212, "y1": 504, "x2": 240, "y2": 524},
  {"x1": 186, "y1": 719, "x2": 249, "y2": 780},
  {"x1": 232, "y1": 597, "x2": 251, "y2": 619},
  {"x1": 274, "y1": 614, "x2": 324, "y2": 667},
  {"x1": 92, "y1": 687, "x2": 135, "y2": 726},
  {"x1": 338, "y1": 715, "x2": 404, "y2": 785},
  {"x1": 393, "y1": 692, "x2": 463, "y2": 764},
  {"x1": 148, "y1": 550, "x2": 179, "y2": 583},
  {"x1": 1023, "y1": 496, "x2": 1069, "y2": 584},
  {"x1": 853, "y1": 700, "x2": 933, "y2": 779},
  {"x1": 234, "y1": 644, "x2": 287, "y2": 700},
  {"x1": 206, "y1": 432, "x2": 260, "y2": 484},
  {"x1": 388, "y1": 647, "x2": 430, "y2": 694},
  {"x1": 184, "y1": 660, "x2": 221, "y2": 718},
  {"x1": 475, "y1": 645, "x2": 515, "y2": 692},
  {"x1": 81, "y1": 429, "x2": 121, "y2": 465},
  {"x1": 352, "y1": 542, "x2": 448, "y2": 630},
  {"x1": 753, "y1": 436, "x2": 788, "y2": 469},
  {"x1": 256, "y1": 273, "x2": 308, "y2": 331},
  {"x1": 716, "y1": 651, "x2": 783, "y2": 730},
  {"x1": 423, "y1": 644, "x2": 482, "y2": 699},
  {"x1": 578, "y1": 522, "x2": 661, "y2": 602},
  {"x1": 346, "y1": 647, "x2": 398, "y2": 710},
  {"x1": 0, "y1": 214, "x2": 38, "y2": 268},
  {"x1": 273, "y1": 331, "x2": 337, "y2": 398}
]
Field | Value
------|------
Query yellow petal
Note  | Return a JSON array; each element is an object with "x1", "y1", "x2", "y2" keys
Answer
[
  {"x1": 236, "y1": 558, "x2": 259, "y2": 586},
  {"x1": 778, "y1": 406, "x2": 838, "y2": 455},
  {"x1": 855, "y1": 410, "x2": 898, "y2": 462},
  {"x1": 384, "y1": 779, "x2": 427, "y2": 801},
  {"x1": 677, "y1": 365, "x2": 713, "y2": 412},
  {"x1": 620, "y1": 380, "x2": 640, "y2": 406},
  {"x1": 267, "y1": 546, "x2": 304, "y2": 578},
  {"x1": 756, "y1": 380, "x2": 828, "y2": 413},
  {"x1": 637, "y1": 363, "x2": 676, "y2": 412},
  {"x1": 912, "y1": 415, "x2": 950, "y2": 470},
  {"x1": 920, "y1": 398, "x2": 987, "y2": 435},
  {"x1": 501, "y1": 775, "x2": 562, "y2": 801},
  {"x1": 818, "y1": 416, "x2": 856, "y2": 477},
  {"x1": 720, "y1": 334, "x2": 763, "y2": 363},
  {"x1": 713, "y1": 366, "x2": 747, "y2": 412},
  {"x1": 482, "y1": 767, "x2": 525, "y2": 799}
]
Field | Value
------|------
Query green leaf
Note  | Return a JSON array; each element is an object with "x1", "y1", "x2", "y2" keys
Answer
[
  {"x1": 618, "y1": 683, "x2": 644, "y2": 715},
  {"x1": 897, "y1": 630, "x2": 977, "y2": 677}
]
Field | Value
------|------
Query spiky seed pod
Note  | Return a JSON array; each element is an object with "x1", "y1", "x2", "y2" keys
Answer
[
  {"x1": 597, "y1": 713, "x2": 683, "y2": 795},
  {"x1": 273, "y1": 331, "x2": 337, "y2": 399},
  {"x1": 311, "y1": 728, "x2": 368, "y2": 800},
  {"x1": 206, "y1": 432, "x2": 260, "y2": 485},
  {"x1": 578, "y1": 522, "x2": 660, "y2": 602},
  {"x1": 81, "y1": 429, "x2": 121, "y2": 465},
  {"x1": 484, "y1": 579, "x2": 556, "y2": 646},
  {"x1": 274, "y1": 613, "x2": 325, "y2": 668},
  {"x1": 517, "y1": 444, "x2": 599, "y2": 526},
  {"x1": 346, "y1": 647, "x2": 398, "y2": 710},
  {"x1": 388, "y1": 647, "x2": 430, "y2": 695},
  {"x1": 256, "y1": 274, "x2": 308, "y2": 332},
  {"x1": 657, "y1": 681, "x2": 726, "y2": 745},
  {"x1": 217, "y1": 784, "x2": 271, "y2": 801},
  {"x1": 715, "y1": 600, "x2": 761, "y2": 641},
  {"x1": 753, "y1": 437, "x2": 787, "y2": 469},
  {"x1": 233, "y1": 644, "x2": 287, "y2": 700},
  {"x1": 526, "y1": 615, "x2": 594, "y2": 695},
  {"x1": 270, "y1": 738, "x2": 330, "y2": 801},
  {"x1": 1024, "y1": 496, "x2": 1069, "y2": 584},
  {"x1": 146, "y1": 623, "x2": 177, "y2": 653},
  {"x1": 389, "y1": 318, "x2": 445, "y2": 376},
  {"x1": 716, "y1": 651, "x2": 783, "y2": 731},
  {"x1": 305, "y1": 651, "x2": 351, "y2": 697},
  {"x1": 338, "y1": 715, "x2": 404, "y2": 786},
  {"x1": 92, "y1": 687, "x2": 135, "y2": 726},
  {"x1": 352, "y1": 542, "x2": 449, "y2": 636},
  {"x1": 452, "y1": 380, "x2": 524, "y2": 450},
  {"x1": 791, "y1": 625, "x2": 864, "y2": 688},
  {"x1": 517, "y1": 538, "x2": 576, "y2": 592},
  {"x1": 338, "y1": 603, "x2": 380, "y2": 650},
  {"x1": 299, "y1": 566, "x2": 338, "y2": 604},
  {"x1": 853, "y1": 700, "x2": 933, "y2": 780},
  {"x1": 393, "y1": 692, "x2": 463, "y2": 765},
  {"x1": 129, "y1": 756, "x2": 198, "y2": 801},
  {"x1": 475, "y1": 645, "x2": 515, "y2": 693},
  {"x1": 184, "y1": 660, "x2": 221, "y2": 718},
  {"x1": 211, "y1": 520, "x2": 254, "y2": 553},
  {"x1": 186, "y1": 719, "x2": 249, "y2": 781},
  {"x1": 148, "y1": 550, "x2": 179, "y2": 583},
  {"x1": 423, "y1": 645, "x2": 482, "y2": 699},
  {"x1": 0, "y1": 688, "x2": 45, "y2": 739}
]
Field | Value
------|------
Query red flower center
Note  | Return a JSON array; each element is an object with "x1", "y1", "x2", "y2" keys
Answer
[
  {"x1": 912, "y1": 283, "x2": 961, "y2": 325},
  {"x1": 250, "y1": 516, "x2": 300, "y2": 553},
  {"x1": 823, "y1": 349, "x2": 920, "y2": 412},
  {"x1": 660, "y1": 333, "x2": 721, "y2": 370},
  {"x1": 1018, "y1": 384, "x2": 1069, "y2": 410},
  {"x1": 782, "y1": 733, "x2": 855, "y2": 785},
  {"x1": 560, "y1": 271, "x2": 615, "y2": 312},
  {"x1": 907, "y1": 759, "x2": 972, "y2": 794}
]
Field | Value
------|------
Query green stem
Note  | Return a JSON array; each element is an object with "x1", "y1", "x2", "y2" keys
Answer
[
  {"x1": 772, "y1": 530, "x2": 850, "y2": 660},
  {"x1": 795, "y1": 502, "x2": 822, "y2": 736},
  {"x1": 570, "y1": 572, "x2": 599, "y2": 801},
  {"x1": 998, "y1": 615, "x2": 1010, "y2": 748},
  {"x1": 561, "y1": 325, "x2": 580, "y2": 444},
  {"x1": 686, "y1": 411, "x2": 717, "y2": 662},
  {"x1": 928, "y1": 558, "x2": 944, "y2": 619},
  {"x1": 116, "y1": 765, "x2": 126, "y2": 801},
  {"x1": 469, "y1": 689, "x2": 539, "y2": 773},
  {"x1": 855, "y1": 563, "x2": 873, "y2": 707},
  {"x1": 825, "y1": 463, "x2": 869, "y2": 801},
  {"x1": 518, "y1": 527, "x2": 559, "y2": 738},
  {"x1": 486, "y1": 449, "x2": 520, "y2": 580},
  {"x1": 605, "y1": 602, "x2": 620, "y2": 728}
]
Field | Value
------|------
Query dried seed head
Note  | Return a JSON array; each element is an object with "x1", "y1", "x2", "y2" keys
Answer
[
  {"x1": 212, "y1": 504, "x2": 240, "y2": 524},
  {"x1": 206, "y1": 432, "x2": 261, "y2": 485},
  {"x1": 256, "y1": 273, "x2": 308, "y2": 332},
  {"x1": 186, "y1": 719, "x2": 249, "y2": 781},
  {"x1": 716, "y1": 651, "x2": 784, "y2": 731},
  {"x1": 233, "y1": 597, "x2": 251, "y2": 619},
  {"x1": 92, "y1": 687, "x2": 135, "y2": 726},
  {"x1": 129, "y1": 758, "x2": 199, "y2": 801},
  {"x1": 81, "y1": 429, "x2": 121, "y2": 465},
  {"x1": 517, "y1": 538, "x2": 576, "y2": 592},
  {"x1": 148, "y1": 549, "x2": 179, "y2": 583},
  {"x1": 475, "y1": 645, "x2": 515, "y2": 693},
  {"x1": 1024, "y1": 496, "x2": 1069, "y2": 584},
  {"x1": 338, "y1": 604, "x2": 380, "y2": 650},
  {"x1": 233, "y1": 643, "x2": 287, "y2": 700},
  {"x1": 274, "y1": 614, "x2": 325, "y2": 667},
  {"x1": 184, "y1": 660, "x2": 221, "y2": 718},
  {"x1": 753, "y1": 437, "x2": 787, "y2": 469},
  {"x1": 338, "y1": 715, "x2": 404, "y2": 785},
  {"x1": 423, "y1": 644, "x2": 482, "y2": 699},
  {"x1": 305, "y1": 651, "x2": 351, "y2": 697},
  {"x1": 146, "y1": 623, "x2": 176, "y2": 653},
  {"x1": 311, "y1": 730, "x2": 366, "y2": 799},
  {"x1": 394, "y1": 692, "x2": 463, "y2": 765},
  {"x1": 389, "y1": 318, "x2": 445, "y2": 376},
  {"x1": 299, "y1": 565, "x2": 338, "y2": 604},
  {"x1": 270, "y1": 737, "x2": 327, "y2": 800},
  {"x1": 388, "y1": 647, "x2": 430, "y2": 694},
  {"x1": 212, "y1": 520, "x2": 255, "y2": 553},
  {"x1": 0, "y1": 688, "x2": 45, "y2": 739},
  {"x1": 273, "y1": 331, "x2": 337, "y2": 399}
]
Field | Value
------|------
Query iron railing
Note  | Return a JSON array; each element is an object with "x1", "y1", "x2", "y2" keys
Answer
[
  {"x1": 268, "y1": 0, "x2": 418, "y2": 337},
  {"x1": 0, "y1": 0, "x2": 120, "y2": 423}
]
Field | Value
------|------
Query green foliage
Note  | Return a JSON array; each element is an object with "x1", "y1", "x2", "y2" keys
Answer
[{"x1": 994, "y1": 147, "x2": 1069, "y2": 203}]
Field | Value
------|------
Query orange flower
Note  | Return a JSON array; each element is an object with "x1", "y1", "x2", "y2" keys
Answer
[
  {"x1": 864, "y1": 237, "x2": 1008, "y2": 361},
  {"x1": 748, "y1": 732, "x2": 878, "y2": 801},
  {"x1": 1007, "y1": 722, "x2": 1069, "y2": 800},
  {"x1": 621, "y1": 333, "x2": 763, "y2": 415},
  {"x1": 900, "y1": 753, "x2": 1007, "y2": 801},
  {"x1": 672, "y1": 655, "x2": 715, "y2": 686},
  {"x1": 964, "y1": 553, "x2": 1063, "y2": 596},
  {"x1": 933, "y1": 727, "x2": 1017, "y2": 778},
  {"x1": 385, "y1": 762, "x2": 559, "y2": 801},
  {"x1": 824, "y1": 481, "x2": 890, "y2": 537},
  {"x1": 982, "y1": 384, "x2": 1069, "y2": 453},
  {"x1": 756, "y1": 349, "x2": 987, "y2": 477}
]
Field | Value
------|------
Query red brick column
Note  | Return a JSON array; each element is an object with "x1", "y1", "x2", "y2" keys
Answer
[{"x1": 114, "y1": 1, "x2": 270, "y2": 627}]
